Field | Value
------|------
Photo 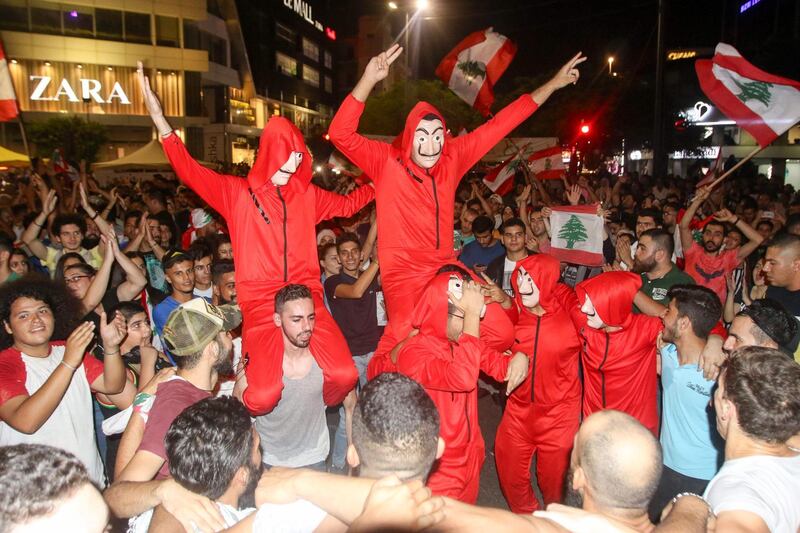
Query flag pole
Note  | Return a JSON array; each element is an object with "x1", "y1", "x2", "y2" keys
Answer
[
  {"x1": 707, "y1": 146, "x2": 763, "y2": 189},
  {"x1": 17, "y1": 117, "x2": 31, "y2": 162}
]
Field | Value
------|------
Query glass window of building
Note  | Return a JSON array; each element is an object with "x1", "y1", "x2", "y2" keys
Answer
[
  {"x1": 324, "y1": 50, "x2": 333, "y2": 69},
  {"x1": 275, "y1": 21, "x2": 296, "y2": 46},
  {"x1": 200, "y1": 31, "x2": 227, "y2": 65},
  {"x1": 124, "y1": 12, "x2": 151, "y2": 44},
  {"x1": 276, "y1": 52, "x2": 297, "y2": 77},
  {"x1": 303, "y1": 65, "x2": 320, "y2": 88},
  {"x1": 183, "y1": 20, "x2": 201, "y2": 49},
  {"x1": 0, "y1": 0, "x2": 28, "y2": 32},
  {"x1": 95, "y1": 8, "x2": 123, "y2": 41},
  {"x1": 156, "y1": 15, "x2": 179, "y2": 47},
  {"x1": 30, "y1": 2, "x2": 61, "y2": 35},
  {"x1": 324, "y1": 75, "x2": 332, "y2": 93},
  {"x1": 302, "y1": 37, "x2": 319, "y2": 62},
  {"x1": 62, "y1": 5, "x2": 93, "y2": 37}
]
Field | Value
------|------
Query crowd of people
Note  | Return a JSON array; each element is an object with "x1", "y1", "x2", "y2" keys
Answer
[{"x1": 0, "y1": 45, "x2": 799, "y2": 533}]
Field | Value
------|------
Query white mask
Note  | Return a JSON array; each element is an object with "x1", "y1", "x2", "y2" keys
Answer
[
  {"x1": 516, "y1": 268, "x2": 540, "y2": 309},
  {"x1": 411, "y1": 118, "x2": 444, "y2": 169},
  {"x1": 270, "y1": 151, "x2": 304, "y2": 186},
  {"x1": 580, "y1": 294, "x2": 605, "y2": 329}
]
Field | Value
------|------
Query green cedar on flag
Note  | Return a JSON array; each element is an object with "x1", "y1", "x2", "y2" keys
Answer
[
  {"x1": 549, "y1": 205, "x2": 604, "y2": 266},
  {"x1": 695, "y1": 43, "x2": 800, "y2": 148}
]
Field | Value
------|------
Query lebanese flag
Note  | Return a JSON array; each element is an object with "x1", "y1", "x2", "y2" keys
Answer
[
  {"x1": 696, "y1": 43, "x2": 800, "y2": 147},
  {"x1": 527, "y1": 145, "x2": 565, "y2": 180},
  {"x1": 435, "y1": 28, "x2": 516, "y2": 117},
  {"x1": 482, "y1": 155, "x2": 521, "y2": 196},
  {"x1": 0, "y1": 40, "x2": 19, "y2": 122},
  {"x1": 548, "y1": 204, "x2": 604, "y2": 266},
  {"x1": 696, "y1": 147, "x2": 723, "y2": 188}
]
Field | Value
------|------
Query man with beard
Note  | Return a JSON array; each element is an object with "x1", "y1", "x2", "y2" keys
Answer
[
  {"x1": 762, "y1": 232, "x2": 800, "y2": 325},
  {"x1": 329, "y1": 44, "x2": 585, "y2": 375},
  {"x1": 679, "y1": 186, "x2": 763, "y2": 303},
  {"x1": 253, "y1": 284, "x2": 332, "y2": 470},
  {"x1": 633, "y1": 229, "x2": 694, "y2": 307},
  {"x1": 105, "y1": 299, "x2": 241, "y2": 532},
  {"x1": 648, "y1": 285, "x2": 724, "y2": 522}
]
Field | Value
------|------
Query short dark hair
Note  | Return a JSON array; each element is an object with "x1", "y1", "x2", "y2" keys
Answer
[
  {"x1": 212, "y1": 260, "x2": 235, "y2": 285},
  {"x1": 336, "y1": 232, "x2": 361, "y2": 252},
  {"x1": 123, "y1": 209, "x2": 143, "y2": 224},
  {"x1": 109, "y1": 300, "x2": 146, "y2": 322},
  {"x1": 767, "y1": 231, "x2": 800, "y2": 256},
  {"x1": 162, "y1": 249, "x2": 193, "y2": 271},
  {"x1": 63, "y1": 262, "x2": 96, "y2": 279},
  {"x1": 54, "y1": 252, "x2": 88, "y2": 282},
  {"x1": 351, "y1": 373, "x2": 440, "y2": 480},
  {"x1": 721, "y1": 346, "x2": 800, "y2": 443},
  {"x1": 188, "y1": 241, "x2": 214, "y2": 262},
  {"x1": 784, "y1": 215, "x2": 800, "y2": 234},
  {"x1": 275, "y1": 284, "x2": 312, "y2": 313},
  {"x1": 435, "y1": 263, "x2": 473, "y2": 282},
  {"x1": 0, "y1": 236, "x2": 13, "y2": 255},
  {"x1": 636, "y1": 208, "x2": 662, "y2": 227},
  {"x1": 500, "y1": 217, "x2": 525, "y2": 234},
  {"x1": 667, "y1": 285, "x2": 721, "y2": 339},
  {"x1": 704, "y1": 220, "x2": 728, "y2": 236},
  {"x1": 0, "y1": 278, "x2": 82, "y2": 350},
  {"x1": 472, "y1": 215, "x2": 494, "y2": 234},
  {"x1": 639, "y1": 228, "x2": 674, "y2": 258},
  {"x1": 318, "y1": 242, "x2": 337, "y2": 261},
  {"x1": 0, "y1": 444, "x2": 95, "y2": 527},
  {"x1": 146, "y1": 189, "x2": 167, "y2": 207},
  {"x1": 52, "y1": 214, "x2": 86, "y2": 236},
  {"x1": 737, "y1": 299, "x2": 799, "y2": 356},
  {"x1": 756, "y1": 220, "x2": 774, "y2": 232},
  {"x1": 165, "y1": 397, "x2": 255, "y2": 500}
]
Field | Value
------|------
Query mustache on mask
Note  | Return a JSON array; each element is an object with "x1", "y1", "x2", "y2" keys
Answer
[{"x1": 418, "y1": 146, "x2": 442, "y2": 157}]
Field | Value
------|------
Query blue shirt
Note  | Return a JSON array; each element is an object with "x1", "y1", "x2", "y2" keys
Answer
[
  {"x1": 660, "y1": 344, "x2": 723, "y2": 480},
  {"x1": 458, "y1": 240, "x2": 505, "y2": 270},
  {"x1": 153, "y1": 295, "x2": 211, "y2": 364}
]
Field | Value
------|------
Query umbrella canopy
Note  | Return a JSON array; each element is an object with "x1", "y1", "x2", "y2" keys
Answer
[
  {"x1": 0, "y1": 145, "x2": 30, "y2": 168},
  {"x1": 93, "y1": 139, "x2": 214, "y2": 171}
]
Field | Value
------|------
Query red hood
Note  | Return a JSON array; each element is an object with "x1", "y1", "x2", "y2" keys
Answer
[
  {"x1": 392, "y1": 102, "x2": 451, "y2": 168},
  {"x1": 511, "y1": 254, "x2": 561, "y2": 314},
  {"x1": 247, "y1": 117, "x2": 312, "y2": 192},
  {"x1": 575, "y1": 272, "x2": 641, "y2": 329},
  {"x1": 411, "y1": 271, "x2": 462, "y2": 340}
]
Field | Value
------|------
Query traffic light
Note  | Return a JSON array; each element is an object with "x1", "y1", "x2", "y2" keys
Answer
[{"x1": 579, "y1": 123, "x2": 590, "y2": 135}]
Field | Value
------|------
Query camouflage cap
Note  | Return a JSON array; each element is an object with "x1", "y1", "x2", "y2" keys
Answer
[{"x1": 162, "y1": 298, "x2": 242, "y2": 356}]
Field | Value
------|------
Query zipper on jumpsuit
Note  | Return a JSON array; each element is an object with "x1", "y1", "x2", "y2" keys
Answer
[
  {"x1": 450, "y1": 344, "x2": 471, "y2": 443},
  {"x1": 277, "y1": 186, "x2": 288, "y2": 282},
  {"x1": 530, "y1": 315, "x2": 542, "y2": 402},
  {"x1": 426, "y1": 169, "x2": 440, "y2": 250},
  {"x1": 599, "y1": 332, "x2": 610, "y2": 407}
]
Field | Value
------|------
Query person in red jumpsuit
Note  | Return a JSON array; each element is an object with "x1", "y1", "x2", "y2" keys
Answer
[
  {"x1": 494, "y1": 254, "x2": 582, "y2": 513},
  {"x1": 137, "y1": 63, "x2": 373, "y2": 414},
  {"x1": 328, "y1": 45, "x2": 586, "y2": 373},
  {"x1": 395, "y1": 271, "x2": 528, "y2": 503}
]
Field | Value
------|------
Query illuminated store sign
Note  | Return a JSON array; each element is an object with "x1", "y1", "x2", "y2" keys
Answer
[
  {"x1": 283, "y1": 0, "x2": 324, "y2": 31},
  {"x1": 29, "y1": 76, "x2": 131, "y2": 104}
]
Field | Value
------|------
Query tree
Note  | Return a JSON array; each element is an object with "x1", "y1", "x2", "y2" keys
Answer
[
  {"x1": 28, "y1": 116, "x2": 108, "y2": 164},
  {"x1": 557, "y1": 214, "x2": 589, "y2": 249}
]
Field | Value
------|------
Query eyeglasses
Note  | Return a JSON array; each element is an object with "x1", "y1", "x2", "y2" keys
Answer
[{"x1": 64, "y1": 274, "x2": 91, "y2": 285}]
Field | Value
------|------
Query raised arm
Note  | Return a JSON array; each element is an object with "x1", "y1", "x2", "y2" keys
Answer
[
  {"x1": 79, "y1": 234, "x2": 115, "y2": 315},
  {"x1": 314, "y1": 184, "x2": 375, "y2": 223},
  {"x1": 680, "y1": 186, "x2": 710, "y2": 252},
  {"x1": 20, "y1": 188, "x2": 57, "y2": 260},
  {"x1": 0, "y1": 322, "x2": 95, "y2": 434},
  {"x1": 713, "y1": 209, "x2": 764, "y2": 261},
  {"x1": 333, "y1": 260, "x2": 380, "y2": 299},
  {"x1": 137, "y1": 61, "x2": 238, "y2": 217},
  {"x1": 111, "y1": 230, "x2": 148, "y2": 301},
  {"x1": 451, "y1": 53, "x2": 586, "y2": 175},
  {"x1": 79, "y1": 182, "x2": 113, "y2": 239},
  {"x1": 327, "y1": 46, "x2": 400, "y2": 180}
]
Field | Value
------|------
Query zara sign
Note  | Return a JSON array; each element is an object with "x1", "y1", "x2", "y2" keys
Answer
[{"x1": 29, "y1": 75, "x2": 131, "y2": 104}]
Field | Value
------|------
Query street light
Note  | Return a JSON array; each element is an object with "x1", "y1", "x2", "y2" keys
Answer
[
  {"x1": 387, "y1": 1, "x2": 398, "y2": 9},
  {"x1": 607, "y1": 56, "x2": 614, "y2": 75},
  {"x1": 416, "y1": 0, "x2": 429, "y2": 9}
]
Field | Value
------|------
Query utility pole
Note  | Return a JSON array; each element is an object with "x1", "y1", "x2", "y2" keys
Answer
[{"x1": 653, "y1": 0, "x2": 666, "y2": 177}]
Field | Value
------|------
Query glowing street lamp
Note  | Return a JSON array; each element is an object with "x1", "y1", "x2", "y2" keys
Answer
[
  {"x1": 607, "y1": 56, "x2": 614, "y2": 75},
  {"x1": 416, "y1": 0, "x2": 429, "y2": 9},
  {"x1": 387, "y1": 1, "x2": 398, "y2": 9}
]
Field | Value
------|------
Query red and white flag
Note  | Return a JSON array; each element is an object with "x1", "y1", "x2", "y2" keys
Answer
[
  {"x1": 0, "y1": 40, "x2": 19, "y2": 122},
  {"x1": 435, "y1": 28, "x2": 516, "y2": 117},
  {"x1": 696, "y1": 43, "x2": 800, "y2": 147},
  {"x1": 527, "y1": 145, "x2": 565, "y2": 180},
  {"x1": 696, "y1": 148, "x2": 723, "y2": 188},
  {"x1": 482, "y1": 154, "x2": 523, "y2": 196},
  {"x1": 548, "y1": 204, "x2": 604, "y2": 267}
]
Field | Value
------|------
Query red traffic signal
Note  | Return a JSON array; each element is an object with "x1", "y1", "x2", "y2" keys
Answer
[{"x1": 579, "y1": 124, "x2": 590, "y2": 135}]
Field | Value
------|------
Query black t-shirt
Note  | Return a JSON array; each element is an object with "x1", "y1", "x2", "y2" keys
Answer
[
  {"x1": 324, "y1": 272, "x2": 384, "y2": 356},
  {"x1": 765, "y1": 286, "x2": 800, "y2": 317}
]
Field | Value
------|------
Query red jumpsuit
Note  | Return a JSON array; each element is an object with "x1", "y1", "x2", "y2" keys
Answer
[
  {"x1": 329, "y1": 94, "x2": 540, "y2": 370},
  {"x1": 494, "y1": 255, "x2": 582, "y2": 513},
  {"x1": 161, "y1": 118, "x2": 374, "y2": 414},
  {"x1": 571, "y1": 272, "x2": 663, "y2": 434},
  {"x1": 396, "y1": 272, "x2": 512, "y2": 503}
]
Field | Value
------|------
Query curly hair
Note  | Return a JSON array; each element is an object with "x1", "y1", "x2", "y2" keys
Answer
[
  {"x1": 0, "y1": 277, "x2": 83, "y2": 351},
  {"x1": 0, "y1": 444, "x2": 95, "y2": 528}
]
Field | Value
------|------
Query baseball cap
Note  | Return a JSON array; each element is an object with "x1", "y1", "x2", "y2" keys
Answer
[{"x1": 162, "y1": 298, "x2": 242, "y2": 356}]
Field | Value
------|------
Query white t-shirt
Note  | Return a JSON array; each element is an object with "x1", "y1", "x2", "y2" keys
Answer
[
  {"x1": 704, "y1": 453, "x2": 800, "y2": 533},
  {"x1": 194, "y1": 286, "x2": 214, "y2": 299},
  {"x1": 129, "y1": 501, "x2": 255, "y2": 533},
  {"x1": 252, "y1": 499, "x2": 328, "y2": 532},
  {"x1": 502, "y1": 257, "x2": 517, "y2": 296}
]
